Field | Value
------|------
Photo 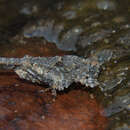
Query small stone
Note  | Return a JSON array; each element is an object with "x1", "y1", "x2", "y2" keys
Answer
[
  {"x1": 90, "y1": 94, "x2": 94, "y2": 99},
  {"x1": 41, "y1": 115, "x2": 45, "y2": 120}
]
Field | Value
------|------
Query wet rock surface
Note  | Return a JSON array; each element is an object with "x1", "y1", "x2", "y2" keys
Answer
[{"x1": 0, "y1": 0, "x2": 130, "y2": 129}]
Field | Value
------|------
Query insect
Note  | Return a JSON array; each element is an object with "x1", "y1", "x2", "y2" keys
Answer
[{"x1": 0, "y1": 51, "x2": 112, "y2": 96}]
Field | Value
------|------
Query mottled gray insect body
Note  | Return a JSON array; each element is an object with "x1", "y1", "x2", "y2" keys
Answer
[
  {"x1": 14, "y1": 55, "x2": 100, "y2": 91},
  {"x1": 0, "y1": 51, "x2": 112, "y2": 93}
]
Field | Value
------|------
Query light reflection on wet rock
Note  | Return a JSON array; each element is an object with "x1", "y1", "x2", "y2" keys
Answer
[
  {"x1": 23, "y1": 20, "x2": 63, "y2": 44},
  {"x1": 23, "y1": 19, "x2": 82, "y2": 51},
  {"x1": 114, "y1": 125, "x2": 130, "y2": 130},
  {"x1": 77, "y1": 29, "x2": 113, "y2": 48},
  {"x1": 97, "y1": 0, "x2": 116, "y2": 11},
  {"x1": 99, "y1": 67, "x2": 130, "y2": 130},
  {"x1": 103, "y1": 94, "x2": 130, "y2": 117},
  {"x1": 100, "y1": 78, "x2": 123, "y2": 92},
  {"x1": 99, "y1": 65, "x2": 128, "y2": 92},
  {"x1": 117, "y1": 31, "x2": 130, "y2": 48},
  {"x1": 62, "y1": 10, "x2": 77, "y2": 20},
  {"x1": 59, "y1": 26, "x2": 83, "y2": 51}
]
